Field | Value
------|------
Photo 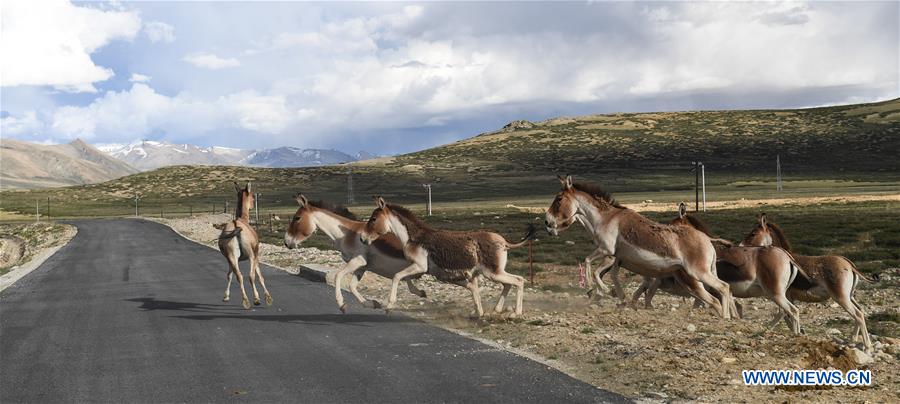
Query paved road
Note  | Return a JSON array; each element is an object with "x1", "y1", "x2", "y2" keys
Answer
[{"x1": 1, "y1": 219, "x2": 626, "y2": 403}]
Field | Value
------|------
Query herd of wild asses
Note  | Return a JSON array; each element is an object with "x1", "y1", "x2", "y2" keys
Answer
[{"x1": 216, "y1": 177, "x2": 876, "y2": 352}]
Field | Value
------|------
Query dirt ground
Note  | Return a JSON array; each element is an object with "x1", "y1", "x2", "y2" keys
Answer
[{"x1": 156, "y1": 214, "x2": 899, "y2": 403}]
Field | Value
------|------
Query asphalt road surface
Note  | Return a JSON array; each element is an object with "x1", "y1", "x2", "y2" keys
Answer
[{"x1": 1, "y1": 219, "x2": 627, "y2": 403}]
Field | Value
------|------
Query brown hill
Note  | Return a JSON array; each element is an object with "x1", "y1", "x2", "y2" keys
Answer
[{"x1": 0, "y1": 139, "x2": 138, "y2": 189}]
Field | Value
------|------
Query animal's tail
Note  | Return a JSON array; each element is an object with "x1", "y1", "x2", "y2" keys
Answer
[
  {"x1": 841, "y1": 255, "x2": 879, "y2": 283},
  {"x1": 505, "y1": 224, "x2": 538, "y2": 249},
  {"x1": 783, "y1": 250, "x2": 813, "y2": 285},
  {"x1": 213, "y1": 222, "x2": 227, "y2": 230},
  {"x1": 213, "y1": 226, "x2": 242, "y2": 242}
]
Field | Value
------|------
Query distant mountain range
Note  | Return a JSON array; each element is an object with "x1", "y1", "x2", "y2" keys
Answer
[
  {"x1": 98, "y1": 140, "x2": 378, "y2": 171},
  {"x1": 0, "y1": 139, "x2": 139, "y2": 189}
]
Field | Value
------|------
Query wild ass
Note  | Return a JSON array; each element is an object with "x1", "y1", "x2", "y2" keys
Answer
[
  {"x1": 214, "y1": 181, "x2": 272, "y2": 309},
  {"x1": 282, "y1": 194, "x2": 428, "y2": 313},
  {"x1": 544, "y1": 176, "x2": 734, "y2": 319},
  {"x1": 740, "y1": 214, "x2": 875, "y2": 350},
  {"x1": 360, "y1": 197, "x2": 536, "y2": 317},
  {"x1": 628, "y1": 205, "x2": 804, "y2": 334}
]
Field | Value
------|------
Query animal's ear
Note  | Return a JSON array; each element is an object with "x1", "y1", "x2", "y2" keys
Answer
[
  {"x1": 374, "y1": 196, "x2": 387, "y2": 209},
  {"x1": 564, "y1": 175, "x2": 573, "y2": 189},
  {"x1": 557, "y1": 174, "x2": 567, "y2": 186},
  {"x1": 678, "y1": 202, "x2": 687, "y2": 218},
  {"x1": 246, "y1": 181, "x2": 252, "y2": 193},
  {"x1": 295, "y1": 194, "x2": 307, "y2": 207},
  {"x1": 233, "y1": 181, "x2": 242, "y2": 192},
  {"x1": 759, "y1": 213, "x2": 767, "y2": 227}
]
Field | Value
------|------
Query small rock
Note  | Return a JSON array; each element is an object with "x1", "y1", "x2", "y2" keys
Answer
[
  {"x1": 754, "y1": 352, "x2": 766, "y2": 358},
  {"x1": 845, "y1": 348, "x2": 874, "y2": 365},
  {"x1": 721, "y1": 357, "x2": 737, "y2": 364},
  {"x1": 830, "y1": 303, "x2": 840, "y2": 308},
  {"x1": 826, "y1": 328, "x2": 842, "y2": 335},
  {"x1": 565, "y1": 241, "x2": 575, "y2": 245},
  {"x1": 685, "y1": 323, "x2": 697, "y2": 332},
  {"x1": 875, "y1": 352, "x2": 893, "y2": 362},
  {"x1": 882, "y1": 336, "x2": 900, "y2": 346}
]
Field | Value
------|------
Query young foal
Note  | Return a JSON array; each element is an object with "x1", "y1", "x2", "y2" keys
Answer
[
  {"x1": 740, "y1": 214, "x2": 874, "y2": 350},
  {"x1": 214, "y1": 181, "x2": 272, "y2": 309},
  {"x1": 282, "y1": 194, "x2": 428, "y2": 313},
  {"x1": 631, "y1": 206, "x2": 803, "y2": 334},
  {"x1": 361, "y1": 197, "x2": 535, "y2": 317},
  {"x1": 544, "y1": 176, "x2": 734, "y2": 319}
]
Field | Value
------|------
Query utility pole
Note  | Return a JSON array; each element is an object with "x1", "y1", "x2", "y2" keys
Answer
[
  {"x1": 422, "y1": 184, "x2": 432, "y2": 216},
  {"x1": 35, "y1": 199, "x2": 40, "y2": 222},
  {"x1": 776, "y1": 154, "x2": 783, "y2": 191},
  {"x1": 692, "y1": 161, "x2": 700, "y2": 212},
  {"x1": 701, "y1": 163, "x2": 707, "y2": 212},
  {"x1": 134, "y1": 194, "x2": 141, "y2": 217},
  {"x1": 347, "y1": 168, "x2": 354, "y2": 205},
  {"x1": 254, "y1": 193, "x2": 260, "y2": 226},
  {"x1": 47, "y1": 197, "x2": 50, "y2": 219}
]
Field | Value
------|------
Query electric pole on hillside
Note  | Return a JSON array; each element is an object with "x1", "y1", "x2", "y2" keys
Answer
[
  {"x1": 422, "y1": 184, "x2": 432, "y2": 216},
  {"x1": 254, "y1": 193, "x2": 260, "y2": 226},
  {"x1": 347, "y1": 168, "x2": 354, "y2": 204},
  {"x1": 691, "y1": 161, "x2": 706, "y2": 212},
  {"x1": 134, "y1": 193, "x2": 141, "y2": 217},
  {"x1": 776, "y1": 154, "x2": 783, "y2": 191}
]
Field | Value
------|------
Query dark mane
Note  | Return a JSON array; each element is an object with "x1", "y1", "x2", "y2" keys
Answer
[
  {"x1": 386, "y1": 204, "x2": 432, "y2": 233},
  {"x1": 765, "y1": 222, "x2": 792, "y2": 252},
  {"x1": 671, "y1": 214, "x2": 715, "y2": 237},
  {"x1": 572, "y1": 182, "x2": 622, "y2": 208},
  {"x1": 309, "y1": 200, "x2": 357, "y2": 220}
]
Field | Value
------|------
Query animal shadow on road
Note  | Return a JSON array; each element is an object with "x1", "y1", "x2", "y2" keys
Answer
[{"x1": 125, "y1": 297, "x2": 415, "y2": 327}]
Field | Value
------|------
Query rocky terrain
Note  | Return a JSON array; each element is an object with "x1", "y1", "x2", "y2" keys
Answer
[{"x1": 0, "y1": 222, "x2": 77, "y2": 274}]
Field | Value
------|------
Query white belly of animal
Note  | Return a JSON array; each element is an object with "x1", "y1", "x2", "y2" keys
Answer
[
  {"x1": 366, "y1": 253, "x2": 410, "y2": 278},
  {"x1": 729, "y1": 280, "x2": 763, "y2": 298},
  {"x1": 617, "y1": 242, "x2": 681, "y2": 277}
]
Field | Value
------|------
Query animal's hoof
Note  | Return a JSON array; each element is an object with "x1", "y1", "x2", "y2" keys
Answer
[
  {"x1": 339, "y1": 304, "x2": 347, "y2": 314},
  {"x1": 265, "y1": 295, "x2": 273, "y2": 306},
  {"x1": 509, "y1": 312, "x2": 519, "y2": 319},
  {"x1": 372, "y1": 300, "x2": 383, "y2": 309},
  {"x1": 585, "y1": 289, "x2": 594, "y2": 298},
  {"x1": 384, "y1": 308, "x2": 392, "y2": 315},
  {"x1": 242, "y1": 299, "x2": 251, "y2": 310},
  {"x1": 253, "y1": 299, "x2": 261, "y2": 306},
  {"x1": 223, "y1": 297, "x2": 230, "y2": 302}
]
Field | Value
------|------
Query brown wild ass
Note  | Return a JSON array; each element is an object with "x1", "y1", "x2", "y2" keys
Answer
[
  {"x1": 360, "y1": 197, "x2": 536, "y2": 317},
  {"x1": 628, "y1": 205, "x2": 804, "y2": 334},
  {"x1": 214, "y1": 181, "x2": 272, "y2": 309},
  {"x1": 544, "y1": 176, "x2": 734, "y2": 319},
  {"x1": 283, "y1": 194, "x2": 429, "y2": 313},
  {"x1": 740, "y1": 214, "x2": 875, "y2": 351}
]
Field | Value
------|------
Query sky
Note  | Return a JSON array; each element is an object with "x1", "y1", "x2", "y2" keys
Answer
[{"x1": 1, "y1": 1, "x2": 898, "y2": 155}]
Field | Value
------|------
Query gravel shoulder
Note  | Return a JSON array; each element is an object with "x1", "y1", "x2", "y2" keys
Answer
[
  {"x1": 155, "y1": 214, "x2": 900, "y2": 403},
  {"x1": 0, "y1": 222, "x2": 77, "y2": 290}
]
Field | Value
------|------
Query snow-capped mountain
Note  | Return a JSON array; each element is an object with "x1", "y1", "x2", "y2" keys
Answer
[
  {"x1": 98, "y1": 140, "x2": 376, "y2": 171},
  {"x1": 240, "y1": 147, "x2": 356, "y2": 168}
]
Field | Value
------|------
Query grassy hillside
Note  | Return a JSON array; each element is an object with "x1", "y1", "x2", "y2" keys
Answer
[{"x1": 1, "y1": 98, "x2": 898, "y2": 217}]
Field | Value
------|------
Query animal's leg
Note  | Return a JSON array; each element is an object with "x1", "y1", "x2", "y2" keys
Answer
[
  {"x1": 837, "y1": 295, "x2": 871, "y2": 352},
  {"x1": 333, "y1": 256, "x2": 367, "y2": 313},
  {"x1": 253, "y1": 258, "x2": 273, "y2": 306},
  {"x1": 482, "y1": 271, "x2": 526, "y2": 317},
  {"x1": 696, "y1": 265, "x2": 733, "y2": 320},
  {"x1": 226, "y1": 252, "x2": 250, "y2": 309},
  {"x1": 587, "y1": 256, "x2": 617, "y2": 299},
  {"x1": 465, "y1": 276, "x2": 484, "y2": 317},
  {"x1": 630, "y1": 277, "x2": 652, "y2": 308},
  {"x1": 770, "y1": 293, "x2": 801, "y2": 335},
  {"x1": 406, "y1": 279, "x2": 427, "y2": 298},
  {"x1": 584, "y1": 248, "x2": 612, "y2": 297},
  {"x1": 494, "y1": 283, "x2": 512, "y2": 313},
  {"x1": 607, "y1": 261, "x2": 626, "y2": 305},
  {"x1": 246, "y1": 253, "x2": 261, "y2": 306},
  {"x1": 386, "y1": 263, "x2": 427, "y2": 312},
  {"x1": 674, "y1": 270, "x2": 725, "y2": 319},
  {"x1": 223, "y1": 271, "x2": 233, "y2": 302},
  {"x1": 643, "y1": 277, "x2": 661, "y2": 308},
  {"x1": 348, "y1": 269, "x2": 373, "y2": 307}
]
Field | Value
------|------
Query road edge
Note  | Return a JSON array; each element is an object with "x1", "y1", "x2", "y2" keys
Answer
[{"x1": 0, "y1": 227, "x2": 79, "y2": 292}]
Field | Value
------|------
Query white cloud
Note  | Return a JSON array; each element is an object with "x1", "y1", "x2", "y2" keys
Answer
[
  {"x1": 1, "y1": 110, "x2": 44, "y2": 135},
  {"x1": 183, "y1": 53, "x2": 241, "y2": 69},
  {"x1": 144, "y1": 21, "x2": 175, "y2": 43},
  {"x1": 0, "y1": 0, "x2": 141, "y2": 92},
  {"x1": 129, "y1": 73, "x2": 151, "y2": 83}
]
